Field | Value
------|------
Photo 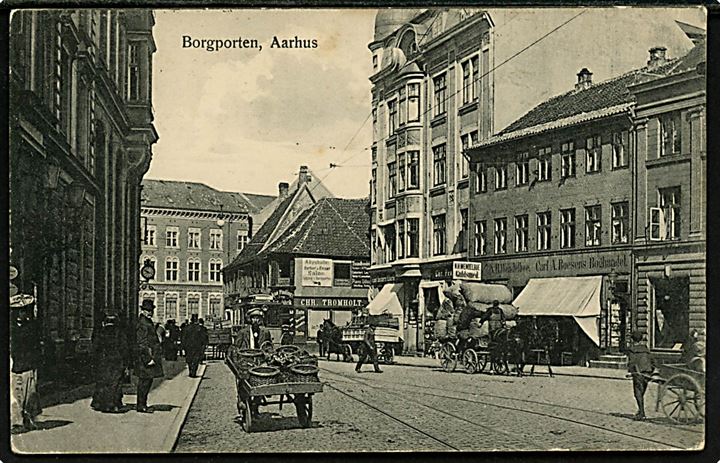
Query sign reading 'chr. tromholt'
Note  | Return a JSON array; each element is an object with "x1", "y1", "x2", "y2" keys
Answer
[{"x1": 300, "y1": 258, "x2": 333, "y2": 287}]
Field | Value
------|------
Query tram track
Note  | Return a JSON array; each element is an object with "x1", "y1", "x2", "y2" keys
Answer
[{"x1": 320, "y1": 366, "x2": 698, "y2": 451}]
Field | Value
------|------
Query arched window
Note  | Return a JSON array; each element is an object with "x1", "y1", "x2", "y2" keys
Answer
[{"x1": 209, "y1": 258, "x2": 223, "y2": 283}]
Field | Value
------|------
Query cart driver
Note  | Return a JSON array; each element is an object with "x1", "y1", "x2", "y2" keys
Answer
[{"x1": 235, "y1": 307, "x2": 273, "y2": 350}]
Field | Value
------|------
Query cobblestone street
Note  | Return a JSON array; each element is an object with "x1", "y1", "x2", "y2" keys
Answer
[{"x1": 174, "y1": 359, "x2": 704, "y2": 452}]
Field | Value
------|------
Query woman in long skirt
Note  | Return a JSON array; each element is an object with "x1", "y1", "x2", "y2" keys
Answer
[{"x1": 91, "y1": 314, "x2": 127, "y2": 413}]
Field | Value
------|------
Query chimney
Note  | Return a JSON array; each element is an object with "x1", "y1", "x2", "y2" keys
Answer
[
  {"x1": 278, "y1": 182, "x2": 289, "y2": 199},
  {"x1": 298, "y1": 165, "x2": 311, "y2": 186},
  {"x1": 575, "y1": 68, "x2": 593, "y2": 91},
  {"x1": 647, "y1": 46, "x2": 667, "y2": 69}
]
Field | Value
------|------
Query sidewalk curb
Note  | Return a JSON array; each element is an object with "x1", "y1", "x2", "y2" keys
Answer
[{"x1": 160, "y1": 363, "x2": 206, "y2": 452}]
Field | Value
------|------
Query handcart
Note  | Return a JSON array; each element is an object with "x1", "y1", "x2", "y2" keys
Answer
[{"x1": 653, "y1": 362, "x2": 705, "y2": 424}]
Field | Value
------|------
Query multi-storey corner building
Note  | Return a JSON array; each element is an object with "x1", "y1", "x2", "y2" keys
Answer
[
  {"x1": 9, "y1": 10, "x2": 157, "y2": 383},
  {"x1": 224, "y1": 166, "x2": 371, "y2": 343},
  {"x1": 466, "y1": 39, "x2": 705, "y2": 362},
  {"x1": 139, "y1": 179, "x2": 274, "y2": 324},
  {"x1": 368, "y1": 8, "x2": 494, "y2": 352},
  {"x1": 628, "y1": 41, "x2": 706, "y2": 360}
]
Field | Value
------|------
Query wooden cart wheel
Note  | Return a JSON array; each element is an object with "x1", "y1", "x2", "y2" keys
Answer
[
  {"x1": 660, "y1": 373, "x2": 704, "y2": 424},
  {"x1": 491, "y1": 354, "x2": 509, "y2": 375},
  {"x1": 295, "y1": 394, "x2": 313, "y2": 428},
  {"x1": 463, "y1": 349, "x2": 478, "y2": 374},
  {"x1": 241, "y1": 397, "x2": 254, "y2": 432},
  {"x1": 440, "y1": 342, "x2": 457, "y2": 373}
]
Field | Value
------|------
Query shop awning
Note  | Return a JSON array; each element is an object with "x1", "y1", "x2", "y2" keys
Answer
[
  {"x1": 366, "y1": 283, "x2": 404, "y2": 318},
  {"x1": 512, "y1": 276, "x2": 603, "y2": 346}
]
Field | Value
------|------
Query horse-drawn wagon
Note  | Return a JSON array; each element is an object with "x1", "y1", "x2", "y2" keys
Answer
[
  {"x1": 341, "y1": 319, "x2": 402, "y2": 364},
  {"x1": 226, "y1": 343, "x2": 323, "y2": 432}
]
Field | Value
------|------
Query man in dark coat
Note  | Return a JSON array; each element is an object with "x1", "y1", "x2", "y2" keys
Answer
[
  {"x1": 182, "y1": 314, "x2": 208, "y2": 377},
  {"x1": 627, "y1": 331, "x2": 656, "y2": 420},
  {"x1": 91, "y1": 314, "x2": 128, "y2": 413},
  {"x1": 234, "y1": 308, "x2": 273, "y2": 350},
  {"x1": 480, "y1": 300, "x2": 506, "y2": 341},
  {"x1": 316, "y1": 327, "x2": 325, "y2": 357},
  {"x1": 163, "y1": 320, "x2": 180, "y2": 361},
  {"x1": 10, "y1": 295, "x2": 42, "y2": 431},
  {"x1": 134, "y1": 300, "x2": 164, "y2": 413},
  {"x1": 355, "y1": 323, "x2": 382, "y2": 373}
]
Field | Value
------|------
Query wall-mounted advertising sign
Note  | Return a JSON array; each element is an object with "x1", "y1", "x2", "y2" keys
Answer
[
  {"x1": 301, "y1": 258, "x2": 333, "y2": 287},
  {"x1": 453, "y1": 261, "x2": 482, "y2": 281}
]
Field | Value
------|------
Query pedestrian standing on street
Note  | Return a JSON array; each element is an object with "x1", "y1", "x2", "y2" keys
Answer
[
  {"x1": 316, "y1": 326, "x2": 325, "y2": 357},
  {"x1": 182, "y1": 314, "x2": 206, "y2": 377},
  {"x1": 163, "y1": 319, "x2": 179, "y2": 361},
  {"x1": 134, "y1": 300, "x2": 164, "y2": 413},
  {"x1": 355, "y1": 323, "x2": 382, "y2": 373},
  {"x1": 10, "y1": 294, "x2": 43, "y2": 432},
  {"x1": 235, "y1": 308, "x2": 273, "y2": 349},
  {"x1": 626, "y1": 331, "x2": 655, "y2": 420},
  {"x1": 198, "y1": 318, "x2": 209, "y2": 364},
  {"x1": 91, "y1": 314, "x2": 128, "y2": 413}
]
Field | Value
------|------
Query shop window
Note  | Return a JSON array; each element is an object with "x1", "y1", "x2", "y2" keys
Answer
[
  {"x1": 651, "y1": 277, "x2": 689, "y2": 349},
  {"x1": 334, "y1": 262, "x2": 351, "y2": 287}
]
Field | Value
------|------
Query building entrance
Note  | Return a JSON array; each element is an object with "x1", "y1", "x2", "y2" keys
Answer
[{"x1": 651, "y1": 276, "x2": 690, "y2": 349}]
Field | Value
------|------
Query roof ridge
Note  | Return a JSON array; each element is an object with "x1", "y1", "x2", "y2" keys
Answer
[
  {"x1": 324, "y1": 198, "x2": 370, "y2": 252},
  {"x1": 267, "y1": 206, "x2": 316, "y2": 254}
]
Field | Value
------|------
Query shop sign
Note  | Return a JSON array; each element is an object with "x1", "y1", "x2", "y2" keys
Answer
[
  {"x1": 453, "y1": 262, "x2": 482, "y2": 281},
  {"x1": 482, "y1": 250, "x2": 631, "y2": 280},
  {"x1": 370, "y1": 273, "x2": 395, "y2": 285},
  {"x1": 296, "y1": 297, "x2": 366, "y2": 309},
  {"x1": 300, "y1": 258, "x2": 333, "y2": 287}
]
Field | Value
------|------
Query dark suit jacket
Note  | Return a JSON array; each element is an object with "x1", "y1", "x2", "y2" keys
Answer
[
  {"x1": 135, "y1": 314, "x2": 164, "y2": 379},
  {"x1": 627, "y1": 343, "x2": 655, "y2": 374},
  {"x1": 235, "y1": 325, "x2": 272, "y2": 350}
]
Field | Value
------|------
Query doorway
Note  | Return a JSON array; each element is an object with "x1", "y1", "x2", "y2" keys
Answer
[{"x1": 650, "y1": 276, "x2": 690, "y2": 349}]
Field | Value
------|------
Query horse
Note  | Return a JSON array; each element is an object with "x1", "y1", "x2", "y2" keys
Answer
[
  {"x1": 488, "y1": 323, "x2": 531, "y2": 376},
  {"x1": 320, "y1": 319, "x2": 352, "y2": 362}
]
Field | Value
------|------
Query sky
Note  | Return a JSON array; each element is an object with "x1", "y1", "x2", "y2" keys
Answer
[{"x1": 147, "y1": 8, "x2": 706, "y2": 200}]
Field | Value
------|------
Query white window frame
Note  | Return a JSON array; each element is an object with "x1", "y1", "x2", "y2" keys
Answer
[
  {"x1": 585, "y1": 135, "x2": 602, "y2": 173},
  {"x1": 611, "y1": 202, "x2": 629, "y2": 244},
  {"x1": 612, "y1": 131, "x2": 628, "y2": 168},
  {"x1": 237, "y1": 230, "x2": 249, "y2": 252},
  {"x1": 537, "y1": 212, "x2": 551, "y2": 250},
  {"x1": 560, "y1": 208, "x2": 576, "y2": 249},
  {"x1": 515, "y1": 215, "x2": 528, "y2": 252},
  {"x1": 187, "y1": 227, "x2": 201, "y2": 250},
  {"x1": 561, "y1": 141, "x2": 575, "y2": 178},
  {"x1": 585, "y1": 205, "x2": 602, "y2": 247},
  {"x1": 165, "y1": 257, "x2": 179, "y2": 281},
  {"x1": 474, "y1": 220, "x2": 487, "y2": 256},
  {"x1": 516, "y1": 153, "x2": 529, "y2": 186},
  {"x1": 187, "y1": 258, "x2": 201, "y2": 282},
  {"x1": 475, "y1": 164, "x2": 487, "y2": 193},
  {"x1": 209, "y1": 229, "x2": 223, "y2": 251},
  {"x1": 495, "y1": 165, "x2": 507, "y2": 190},
  {"x1": 433, "y1": 72, "x2": 447, "y2": 117},
  {"x1": 144, "y1": 224, "x2": 156, "y2": 247},
  {"x1": 164, "y1": 291, "x2": 179, "y2": 321},
  {"x1": 165, "y1": 226, "x2": 179, "y2": 249},
  {"x1": 432, "y1": 214, "x2": 446, "y2": 256},
  {"x1": 209, "y1": 259, "x2": 223, "y2": 283},
  {"x1": 538, "y1": 146, "x2": 552, "y2": 181}
]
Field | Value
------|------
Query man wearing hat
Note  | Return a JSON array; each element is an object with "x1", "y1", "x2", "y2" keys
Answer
[
  {"x1": 235, "y1": 307, "x2": 272, "y2": 349},
  {"x1": 134, "y1": 300, "x2": 164, "y2": 413},
  {"x1": 182, "y1": 314, "x2": 208, "y2": 377},
  {"x1": 355, "y1": 322, "x2": 382, "y2": 373},
  {"x1": 10, "y1": 294, "x2": 42, "y2": 431}
]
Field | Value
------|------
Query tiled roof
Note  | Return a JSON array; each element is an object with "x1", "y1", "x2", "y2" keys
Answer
[
  {"x1": 470, "y1": 51, "x2": 696, "y2": 151},
  {"x1": 229, "y1": 193, "x2": 296, "y2": 267},
  {"x1": 141, "y1": 179, "x2": 275, "y2": 214},
  {"x1": 267, "y1": 198, "x2": 370, "y2": 258}
]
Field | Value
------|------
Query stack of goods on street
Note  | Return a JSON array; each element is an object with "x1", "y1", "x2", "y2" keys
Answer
[
  {"x1": 228, "y1": 344, "x2": 320, "y2": 386},
  {"x1": 433, "y1": 283, "x2": 518, "y2": 341}
]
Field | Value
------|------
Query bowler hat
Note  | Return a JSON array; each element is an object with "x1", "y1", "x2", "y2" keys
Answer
[{"x1": 140, "y1": 299, "x2": 155, "y2": 312}]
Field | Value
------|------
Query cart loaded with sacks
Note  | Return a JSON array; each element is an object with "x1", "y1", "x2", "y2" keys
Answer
[{"x1": 226, "y1": 344, "x2": 323, "y2": 432}]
